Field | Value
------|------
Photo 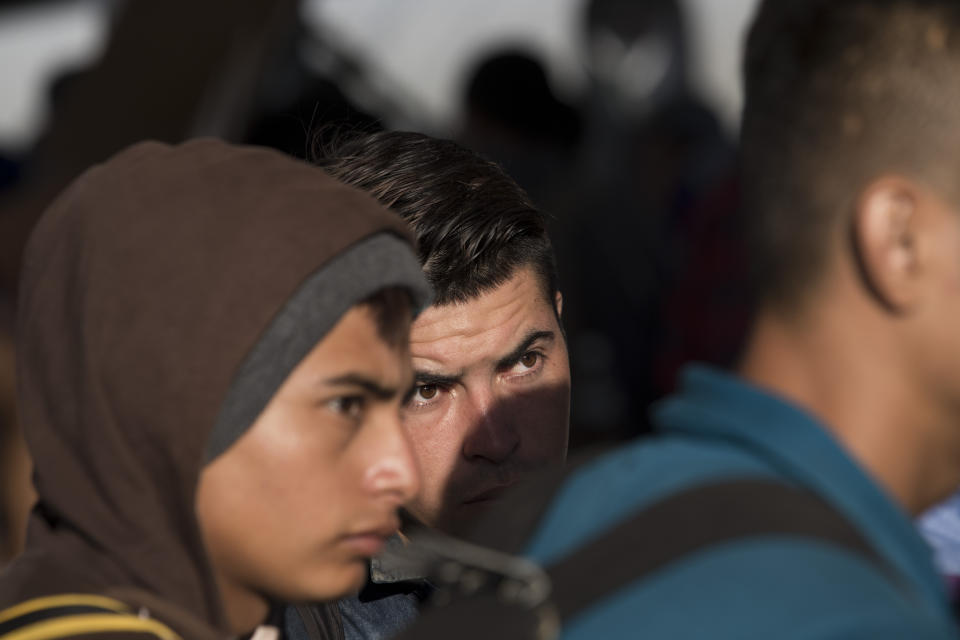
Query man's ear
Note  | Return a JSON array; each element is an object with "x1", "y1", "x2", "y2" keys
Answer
[
  {"x1": 554, "y1": 291, "x2": 564, "y2": 318},
  {"x1": 852, "y1": 176, "x2": 924, "y2": 312}
]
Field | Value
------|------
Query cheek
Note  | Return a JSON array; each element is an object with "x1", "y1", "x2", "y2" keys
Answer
[
  {"x1": 199, "y1": 444, "x2": 340, "y2": 548},
  {"x1": 250, "y1": 402, "x2": 360, "y2": 500},
  {"x1": 529, "y1": 404, "x2": 570, "y2": 456},
  {"x1": 249, "y1": 442, "x2": 333, "y2": 514},
  {"x1": 195, "y1": 461, "x2": 273, "y2": 587},
  {"x1": 516, "y1": 382, "x2": 571, "y2": 458},
  {"x1": 403, "y1": 411, "x2": 464, "y2": 488},
  {"x1": 206, "y1": 418, "x2": 355, "y2": 549}
]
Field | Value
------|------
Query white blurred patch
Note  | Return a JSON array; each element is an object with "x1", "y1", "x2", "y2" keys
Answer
[
  {"x1": 919, "y1": 492, "x2": 960, "y2": 576},
  {"x1": 301, "y1": 0, "x2": 760, "y2": 133},
  {"x1": 0, "y1": 0, "x2": 762, "y2": 152},
  {"x1": 300, "y1": 0, "x2": 586, "y2": 133},
  {"x1": 0, "y1": 0, "x2": 111, "y2": 152}
]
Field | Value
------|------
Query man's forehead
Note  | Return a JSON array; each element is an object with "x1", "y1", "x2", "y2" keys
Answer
[{"x1": 409, "y1": 270, "x2": 558, "y2": 368}]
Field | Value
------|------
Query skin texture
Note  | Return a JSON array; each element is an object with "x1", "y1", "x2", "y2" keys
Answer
[
  {"x1": 403, "y1": 266, "x2": 571, "y2": 535},
  {"x1": 739, "y1": 175, "x2": 960, "y2": 516},
  {"x1": 195, "y1": 305, "x2": 420, "y2": 633}
]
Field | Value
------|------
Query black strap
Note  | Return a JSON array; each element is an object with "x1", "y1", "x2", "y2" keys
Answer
[
  {"x1": 547, "y1": 477, "x2": 892, "y2": 621},
  {"x1": 292, "y1": 602, "x2": 343, "y2": 640},
  {"x1": 399, "y1": 476, "x2": 896, "y2": 640}
]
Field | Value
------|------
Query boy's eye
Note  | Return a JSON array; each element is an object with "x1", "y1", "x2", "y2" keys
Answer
[{"x1": 329, "y1": 396, "x2": 364, "y2": 418}]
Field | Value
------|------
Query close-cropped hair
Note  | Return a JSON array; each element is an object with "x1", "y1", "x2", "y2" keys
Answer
[
  {"x1": 359, "y1": 286, "x2": 415, "y2": 349},
  {"x1": 741, "y1": 0, "x2": 960, "y2": 308},
  {"x1": 313, "y1": 130, "x2": 559, "y2": 308}
]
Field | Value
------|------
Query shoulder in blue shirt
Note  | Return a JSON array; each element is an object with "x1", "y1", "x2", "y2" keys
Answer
[{"x1": 524, "y1": 365, "x2": 957, "y2": 639}]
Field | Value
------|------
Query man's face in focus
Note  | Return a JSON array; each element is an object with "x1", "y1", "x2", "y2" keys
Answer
[{"x1": 402, "y1": 265, "x2": 571, "y2": 534}]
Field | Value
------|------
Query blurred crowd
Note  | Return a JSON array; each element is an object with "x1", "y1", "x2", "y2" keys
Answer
[
  {"x1": 3, "y1": 1, "x2": 960, "y2": 639},
  {"x1": 0, "y1": 0, "x2": 751, "y2": 563}
]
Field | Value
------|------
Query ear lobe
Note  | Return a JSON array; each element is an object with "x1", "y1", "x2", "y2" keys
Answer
[{"x1": 852, "y1": 179, "x2": 922, "y2": 312}]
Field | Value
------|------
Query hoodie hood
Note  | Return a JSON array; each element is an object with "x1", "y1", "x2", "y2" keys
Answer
[{"x1": 3, "y1": 139, "x2": 430, "y2": 637}]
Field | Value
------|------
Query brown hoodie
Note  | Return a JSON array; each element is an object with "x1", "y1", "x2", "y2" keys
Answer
[{"x1": 0, "y1": 139, "x2": 431, "y2": 638}]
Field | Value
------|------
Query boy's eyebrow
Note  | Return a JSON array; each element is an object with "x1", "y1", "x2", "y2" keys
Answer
[
  {"x1": 495, "y1": 330, "x2": 555, "y2": 370},
  {"x1": 323, "y1": 374, "x2": 398, "y2": 400}
]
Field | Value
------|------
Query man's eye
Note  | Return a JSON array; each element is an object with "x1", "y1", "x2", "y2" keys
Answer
[
  {"x1": 519, "y1": 351, "x2": 540, "y2": 369},
  {"x1": 504, "y1": 351, "x2": 545, "y2": 379},
  {"x1": 405, "y1": 384, "x2": 445, "y2": 410},
  {"x1": 415, "y1": 384, "x2": 438, "y2": 401},
  {"x1": 329, "y1": 396, "x2": 364, "y2": 418}
]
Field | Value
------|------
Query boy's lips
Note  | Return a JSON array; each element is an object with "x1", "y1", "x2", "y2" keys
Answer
[
  {"x1": 462, "y1": 482, "x2": 517, "y2": 505},
  {"x1": 341, "y1": 518, "x2": 401, "y2": 555}
]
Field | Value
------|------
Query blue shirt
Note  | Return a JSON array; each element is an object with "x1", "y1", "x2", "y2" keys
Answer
[
  {"x1": 284, "y1": 535, "x2": 431, "y2": 640},
  {"x1": 524, "y1": 365, "x2": 957, "y2": 639}
]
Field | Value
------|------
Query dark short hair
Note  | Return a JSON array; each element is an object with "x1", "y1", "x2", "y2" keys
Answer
[
  {"x1": 313, "y1": 130, "x2": 559, "y2": 307},
  {"x1": 359, "y1": 286, "x2": 414, "y2": 349},
  {"x1": 741, "y1": 0, "x2": 960, "y2": 307}
]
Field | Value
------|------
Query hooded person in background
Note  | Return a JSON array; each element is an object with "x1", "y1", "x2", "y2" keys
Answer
[{"x1": 0, "y1": 139, "x2": 432, "y2": 639}]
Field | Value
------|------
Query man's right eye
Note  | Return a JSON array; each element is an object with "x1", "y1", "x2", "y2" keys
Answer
[
  {"x1": 417, "y1": 384, "x2": 438, "y2": 400},
  {"x1": 408, "y1": 384, "x2": 442, "y2": 408}
]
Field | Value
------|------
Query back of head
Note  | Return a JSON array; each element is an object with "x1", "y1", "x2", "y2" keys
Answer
[
  {"x1": 313, "y1": 130, "x2": 559, "y2": 307},
  {"x1": 741, "y1": 0, "x2": 960, "y2": 309}
]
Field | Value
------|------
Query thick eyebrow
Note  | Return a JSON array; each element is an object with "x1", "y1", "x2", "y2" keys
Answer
[
  {"x1": 411, "y1": 330, "x2": 556, "y2": 387},
  {"x1": 323, "y1": 374, "x2": 400, "y2": 400},
  {"x1": 412, "y1": 371, "x2": 463, "y2": 388},
  {"x1": 495, "y1": 330, "x2": 556, "y2": 370}
]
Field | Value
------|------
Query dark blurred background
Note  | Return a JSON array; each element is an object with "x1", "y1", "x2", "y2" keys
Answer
[{"x1": 0, "y1": 0, "x2": 759, "y2": 563}]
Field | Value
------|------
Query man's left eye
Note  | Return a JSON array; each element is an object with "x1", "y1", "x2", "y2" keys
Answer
[{"x1": 517, "y1": 351, "x2": 541, "y2": 370}]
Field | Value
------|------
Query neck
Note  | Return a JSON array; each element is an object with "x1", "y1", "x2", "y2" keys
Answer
[
  {"x1": 738, "y1": 300, "x2": 960, "y2": 515},
  {"x1": 214, "y1": 573, "x2": 270, "y2": 635}
]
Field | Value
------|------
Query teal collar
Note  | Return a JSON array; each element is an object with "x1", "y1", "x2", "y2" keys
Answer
[{"x1": 654, "y1": 364, "x2": 949, "y2": 614}]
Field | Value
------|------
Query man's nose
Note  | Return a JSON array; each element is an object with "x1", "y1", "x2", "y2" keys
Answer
[
  {"x1": 461, "y1": 390, "x2": 520, "y2": 464},
  {"x1": 363, "y1": 412, "x2": 421, "y2": 505}
]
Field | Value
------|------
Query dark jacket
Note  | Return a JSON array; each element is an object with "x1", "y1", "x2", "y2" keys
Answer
[{"x1": 285, "y1": 536, "x2": 431, "y2": 640}]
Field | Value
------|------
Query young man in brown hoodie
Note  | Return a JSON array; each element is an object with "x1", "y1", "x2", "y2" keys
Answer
[{"x1": 0, "y1": 139, "x2": 432, "y2": 639}]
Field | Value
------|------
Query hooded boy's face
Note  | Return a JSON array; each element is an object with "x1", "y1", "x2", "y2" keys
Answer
[{"x1": 195, "y1": 303, "x2": 419, "y2": 614}]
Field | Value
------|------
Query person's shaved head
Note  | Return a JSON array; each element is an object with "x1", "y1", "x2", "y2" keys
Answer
[{"x1": 742, "y1": 0, "x2": 960, "y2": 309}]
